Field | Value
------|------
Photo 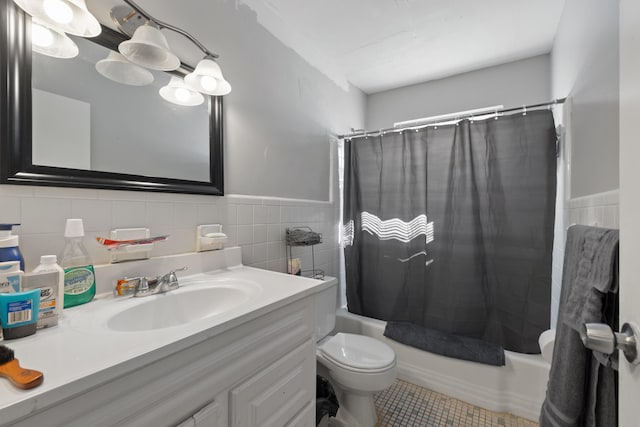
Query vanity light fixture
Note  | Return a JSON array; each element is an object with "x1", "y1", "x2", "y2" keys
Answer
[
  {"x1": 111, "y1": 0, "x2": 232, "y2": 97},
  {"x1": 30, "y1": 18, "x2": 78, "y2": 58},
  {"x1": 118, "y1": 24, "x2": 180, "y2": 71},
  {"x1": 95, "y1": 51, "x2": 154, "y2": 86},
  {"x1": 15, "y1": 0, "x2": 232, "y2": 105},
  {"x1": 184, "y1": 57, "x2": 232, "y2": 96},
  {"x1": 159, "y1": 76, "x2": 205, "y2": 107},
  {"x1": 13, "y1": 0, "x2": 101, "y2": 37}
]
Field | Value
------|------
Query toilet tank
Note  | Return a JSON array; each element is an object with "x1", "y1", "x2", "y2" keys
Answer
[{"x1": 315, "y1": 277, "x2": 338, "y2": 341}]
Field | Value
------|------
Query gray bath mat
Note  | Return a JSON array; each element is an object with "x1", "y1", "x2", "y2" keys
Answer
[{"x1": 384, "y1": 321, "x2": 505, "y2": 366}]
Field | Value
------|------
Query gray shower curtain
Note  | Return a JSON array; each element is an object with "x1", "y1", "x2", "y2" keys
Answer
[{"x1": 343, "y1": 110, "x2": 557, "y2": 353}]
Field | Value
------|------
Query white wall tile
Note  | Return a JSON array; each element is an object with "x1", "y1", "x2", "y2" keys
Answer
[
  {"x1": 253, "y1": 243, "x2": 268, "y2": 264},
  {"x1": 253, "y1": 206, "x2": 268, "y2": 224},
  {"x1": 267, "y1": 241, "x2": 285, "y2": 261},
  {"x1": 1, "y1": 197, "x2": 22, "y2": 224},
  {"x1": 0, "y1": 185, "x2": 33, "y2": 196},
  {"x1": 253, "y1": 224, "x2": 267, "y2": 243},
  {"x1": 268, "y1": 258, "x2": 285, "y2": 273},
  {"x1": 173, "y1": 204, "x2": 199, "y2": 229},
  {"x1": 267, "y1": 224, "x2": 284, "y2": 242},
  {"x1": 237, "y1": 204, "x2": 253, "y2": 225},
  {"x1": 19, "y1": 233, "x2": 65, "y2": 270},
  {"x1": 237, "y1": 225, "x2": 253, "y2": 245},
  {"x1": 224, "y1": 225, "x2": 238, "y2": 247},
  {"x1": 145, "y1": 202, "x2": 175, "y2": 230},
  {"x1": 1, "y1": 188, "x2": 340, "y2": 280},
  {"x1": 197, "y1": 204, "x2": 219, "y2": 224},
  {"x1": 266, "y1": 205, "x2": 280, "y2": 224},
  {"x1": 71, "y1": 199, "x2": 112, "y2": 232},
  {"x1": 241, "y1": 245, "x2": 253, "y2": 265},
  {"x1": 21, "y1": 197, "x2": 72, "y2": 234},
  {"x1": 111, "y1": 200, "x2": 147, "y2": 229}
]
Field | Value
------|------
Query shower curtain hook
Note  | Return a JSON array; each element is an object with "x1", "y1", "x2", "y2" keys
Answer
[{"x1": 522, "y1": 105, "x2": 527, "y2": 116}]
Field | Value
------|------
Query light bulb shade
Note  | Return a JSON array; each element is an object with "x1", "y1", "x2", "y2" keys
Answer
[
  {"x1": 13, "y1": 0, "x2": 101, "y2": 37},
  {"x1": 31, "y1": 19, "x2": 78, "y2": 58},
  {"x1": 96, "y1": 51, "x2": 154, "y2": 86},
  {"x1": 159, "y1": 76, "x2": 204, "y2": 106},
  {"x1": 184, "y1": 58, "x2": 232, "y2": 96},
  {"x1": 119, "y1": 25, "x2": 180, "y2": 71}
]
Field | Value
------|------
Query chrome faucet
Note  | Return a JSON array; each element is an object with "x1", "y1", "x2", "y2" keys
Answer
[{"x1": 115, "y1": 267, "x2": 188, "y2": 298}]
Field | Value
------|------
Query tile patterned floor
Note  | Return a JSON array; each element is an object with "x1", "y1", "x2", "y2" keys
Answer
[{"x1": 374, "y1": 380, "x2": 538, "y2": 427}]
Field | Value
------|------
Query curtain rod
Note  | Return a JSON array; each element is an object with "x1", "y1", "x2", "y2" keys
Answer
[{"x1": 338, "y1": 97, "x2": 567, "y2": 139}]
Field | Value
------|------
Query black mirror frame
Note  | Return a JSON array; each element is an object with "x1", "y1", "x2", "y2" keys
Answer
[{"x1": 0, "y1": 0, "x2": 224, "y2": 195}]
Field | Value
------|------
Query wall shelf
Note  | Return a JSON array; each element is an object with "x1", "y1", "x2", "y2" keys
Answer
[{"x1": 285, "y1": 227, "x2": 324, "y2": 279}]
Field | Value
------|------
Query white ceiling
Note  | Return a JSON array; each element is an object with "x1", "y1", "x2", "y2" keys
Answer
[
  {"x1": 238, "y1": 0, "x2": 566, "y2": 94},
  {"x1": 87, "y1": 0, "x2": 566, "y2": 95}
]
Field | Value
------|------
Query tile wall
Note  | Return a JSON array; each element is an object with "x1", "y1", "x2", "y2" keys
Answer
[
  {"x1": 0, "y1": 185, "x2": 340, "y2": 280},
  {"x1": 550, "y1": 189, "x2": 619, "y2": 327}
]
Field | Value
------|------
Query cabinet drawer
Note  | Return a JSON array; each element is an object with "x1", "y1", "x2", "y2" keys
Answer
[{"x1": 230, "y1": 338, "x2": 315, "y2": 427}]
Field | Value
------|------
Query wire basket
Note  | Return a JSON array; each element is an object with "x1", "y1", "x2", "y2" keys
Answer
[{"x1": 285, "y1": 227, "x2": 324, "y2": 279}]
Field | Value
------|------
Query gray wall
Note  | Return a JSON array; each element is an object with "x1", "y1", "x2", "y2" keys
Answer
[
  {"x1": 147, "y1": 1, "x2": 365, "y2": 201},
  {"x1": 551, "y1": 0, "x2": 619, "y2": 198},
  {"x1": 2, "y1": 0, "x2": 364, "y2": 273},
  {"x1": 366, "y1": 55, "x2": 551, "y2": 130}
]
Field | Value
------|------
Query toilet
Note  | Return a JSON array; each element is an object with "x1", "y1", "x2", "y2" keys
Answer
[{"x1": 315, "y1": 279, "x2": 397, "y2": 427}]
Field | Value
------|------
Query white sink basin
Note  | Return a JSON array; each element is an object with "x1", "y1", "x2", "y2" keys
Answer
[{"x1": 105, "y1": 279, "x2": 260, "y2": 332}]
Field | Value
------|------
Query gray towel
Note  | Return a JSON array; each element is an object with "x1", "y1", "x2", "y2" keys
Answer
[
  {"x1": 540, "y1": 225, "x2": 618, "y2": 427},
  {"x1": 384, "y1": 321, "x2": 505, "y2": 366}
]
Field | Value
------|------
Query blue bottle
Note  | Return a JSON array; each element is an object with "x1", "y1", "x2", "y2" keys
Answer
[{"x1": 0, "y1": 224, "x2": 24, "y2": 271}]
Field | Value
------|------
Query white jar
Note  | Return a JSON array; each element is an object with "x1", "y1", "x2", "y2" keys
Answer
[{"x1": 32, "y1": 255, "x2": 65, "y2": 320}]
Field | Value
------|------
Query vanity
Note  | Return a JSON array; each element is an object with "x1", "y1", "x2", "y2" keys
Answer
[{"x1": 0, "y1": 247, "x2": 334, "y2": 427}]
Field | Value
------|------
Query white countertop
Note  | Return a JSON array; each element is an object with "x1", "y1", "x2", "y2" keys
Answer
[{"x1": 0, "y1": 248, "x2": 336, "y2": 425}]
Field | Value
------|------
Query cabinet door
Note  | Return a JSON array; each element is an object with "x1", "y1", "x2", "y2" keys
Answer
[
  {"x1": 285, "y1": 403, "x2": 315, "y2": 427},
  {"x1": 230, "y1": 339, "x2": 315, "y2": 427},
  {"x1": 192, "y1": 400, "x2": 224, "y2": 427}
]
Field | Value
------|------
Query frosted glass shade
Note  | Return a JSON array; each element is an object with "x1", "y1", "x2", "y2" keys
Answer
[
  {"x1": 31, "y1": 19, "x2": 78, "y2": 58},
  {"x1": 185, "y1": 58, "x2": 232, "y2": 96},
  {"x1": 13, "y1": 0, "x2": 101, "y2": 37},
  {"x1": 95, "y1": 51, "x2": 154, "y2": 86},
  {"x1": 119, "y1": 25, "x2": 180, "y2": 71},
  {"x1": 159, "y1": 76, "x2": 204, "y2": 106}
]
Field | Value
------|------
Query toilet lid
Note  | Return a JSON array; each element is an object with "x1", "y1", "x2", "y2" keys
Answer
[{"x1": 319, "y1": 333, "x2": 396, "y2": 370}]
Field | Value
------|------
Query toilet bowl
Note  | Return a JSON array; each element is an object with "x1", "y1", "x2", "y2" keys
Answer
[
  {"x1": 315, "y1": 279, "x2": 397, "y2": 426},
  {"x1": 317, "y1": 332, "x2": 397, "y2": 427}
]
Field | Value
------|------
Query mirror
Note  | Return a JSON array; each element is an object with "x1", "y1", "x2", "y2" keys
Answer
[{"x1": 0, "y1": 1, "x2": 224, "y2": 195}]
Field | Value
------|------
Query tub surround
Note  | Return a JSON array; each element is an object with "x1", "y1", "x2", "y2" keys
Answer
[{"x1": 0, "y1": 247, "x2": 336, "y2": 426}]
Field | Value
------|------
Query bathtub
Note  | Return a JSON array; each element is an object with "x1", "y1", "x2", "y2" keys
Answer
[{"x1": 334, "y1": 307, "x2": 550, "y2": 421}]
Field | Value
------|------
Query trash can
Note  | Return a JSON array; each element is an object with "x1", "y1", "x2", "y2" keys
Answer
[{"x1": 316, "y1": 375, "x2": 339, "y2": 426}]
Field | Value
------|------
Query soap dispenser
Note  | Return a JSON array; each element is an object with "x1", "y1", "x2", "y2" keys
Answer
[{"x1": 0, "y1": 224, "x2": 25, "y2": 271}]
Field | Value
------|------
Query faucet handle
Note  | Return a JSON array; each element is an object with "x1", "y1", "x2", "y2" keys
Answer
[
  {"x1": 166, "y1": 266, "x2": 188, "y2": 279},
  {"x1": 137, "y1": 276, "x2": 150, "y2": 293},
  {"x1": 159, "y1": 266, "x2": 188, "y2": 287}
]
